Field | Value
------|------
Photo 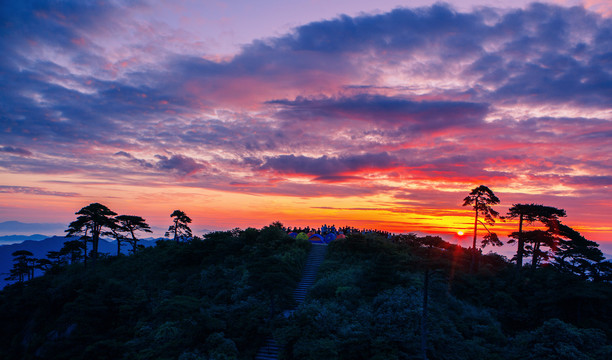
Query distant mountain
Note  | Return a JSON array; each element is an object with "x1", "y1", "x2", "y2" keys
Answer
[
  {"x1": 0, "y1": 221, "x2": 66, "y2": 236},
  {"x1": 0, "y1": 221, "x2": 216, "y2": 240},
  {"x1": 0, "y1": 236, "x2": 158, "y2": 289},
  {"x1": 0, "y1": 234, "x2": 50, "y2": 244},
  {"x1": 599, "y1": 242, "x2": 612, "y2": 261}
]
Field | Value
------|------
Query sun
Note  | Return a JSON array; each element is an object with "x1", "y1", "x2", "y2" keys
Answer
[{"x1": 457, "y1": 231, "x2": 464, "y2": 236}]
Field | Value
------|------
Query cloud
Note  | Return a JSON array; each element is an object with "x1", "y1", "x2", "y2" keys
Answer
[
  {"x1": 3, "y1": 2, "x2": 610, "y2": 156},
  {"x1": 0, "y1": 0, "x2": 611, "y2": 239},
  {"x1": 274, "y1": 4, "x2": 488, "y2": 57},
  {"x1": 0, "y1": 185, "x2": 79, "y2": 197},
  {"x1": 269, "y1": 94, "x2": 489, "y2": 132},
  {"x1": 0, "y1": 146, "x2": 32, "y2": 156},
  {"x1": 113, "y1": 151, "x2": 156, "y2": 170},
  {"x1": 155, "y1": 154, "x2": 206, "y2": 176},
  {"x1": 207, "y1": 178, "x2": 392, "y2": 198},
  {"x1": 259, "y1": 152, "x2": 399, "y2": 177}
]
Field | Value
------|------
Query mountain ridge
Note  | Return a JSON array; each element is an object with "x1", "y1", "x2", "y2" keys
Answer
[{"x1": 0, "y1": 236, "x2": 159, "y2": 289}]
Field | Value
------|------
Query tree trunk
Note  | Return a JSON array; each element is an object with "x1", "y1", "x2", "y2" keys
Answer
[
  {"x1": 531, "y1": 242, "x2": 540, "y2": 269},
  {"x1": 517, "y1": 214, "x2": 524, "y2": 268},
  {"x1": 82, "y1": 228, "x2": 89, "y2": 269},
  {"x1": 174, "y1": 220, "x2": 179, "y2": 242},
  {"x1": 92, "y1": 224, "x2": 100, "y2": 265},
  {"x1": 472, "y1": 208, "x2": 478, "y2": 250},
  {"x1": 470, "y1": 208, "x2": 478, "y2": 272},
  {"x1": 130, "y1": 229, "x2": 137, "y2": 254}
]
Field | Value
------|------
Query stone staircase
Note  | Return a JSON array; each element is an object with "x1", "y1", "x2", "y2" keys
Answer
[
  {"x1": 254, "y1": 243, "x2": 328, "y2": 360},
  {"x1": 292, "y1": 244, "x2": 327, "y2": 305},
  {"x1": 255, "y1": 338, "x2": 281, "y2": 360}
]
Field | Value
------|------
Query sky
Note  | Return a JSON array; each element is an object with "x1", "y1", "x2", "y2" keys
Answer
[{"x1": 1, "y1": 0, "x2": 611, "y2": 250}]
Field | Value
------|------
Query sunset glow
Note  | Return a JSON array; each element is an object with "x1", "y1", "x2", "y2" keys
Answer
[{"x1": 1, "y1": 0, "x2": 611, "y2": 250}]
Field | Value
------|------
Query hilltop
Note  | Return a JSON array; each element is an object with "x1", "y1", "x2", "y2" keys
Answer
[{"x1": 1, "y1": 224, "x2": 611, "y2": 359}]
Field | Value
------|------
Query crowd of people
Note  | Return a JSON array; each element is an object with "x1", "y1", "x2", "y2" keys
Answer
[{"x1": 284, "y1": 224, "x2": 393, "y2": 241}]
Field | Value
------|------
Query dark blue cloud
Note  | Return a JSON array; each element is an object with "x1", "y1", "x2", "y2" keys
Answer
[
  {"x1": 565, "y1": 175, "x2": 612, "y2": 187},
  {"x1": 0, "y1": 146, "x2": 32, "y2": 156},
  {"x1": 473, "y1": 4, "x2": 612, "y2": 107},
  {"x1": 0, "y1": 0, "x2": 183, "y2": 152},
  {"x1": 0, "y1": 0, "x2": 125, "y2": 53},
  {"x1": 0, "y1": 0, "x2": 610, "y2": 204},
  {"x1": 260, "y1": 152, "x2": 398, "y2": 177},
  {"x1": 3, "y1": 1, "x2": 609, "y2": 155},
  {"x1": 162, "y1": 2, "x2": 612, "y2": 110},
  {"x1": 155, "y1": 154, "x2": 205, "y2": 175},
  {"x1": 269, "y1": 94, "x2": 489, "y2": 131},
  {"x1": 312, "y1": 175, "x2": 364, "y2": 183},
  {"x1": 273, "y1": 4, "x2": 487, "y2": 58},
  {"x1": 162, "y1": 3, "x2": 490, "y2": 101},
  {"x1": 113, "y1": 151, "x2": 155, "y2": 169}
]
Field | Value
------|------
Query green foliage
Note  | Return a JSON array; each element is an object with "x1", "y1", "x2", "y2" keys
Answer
[
  {"x1": 0, "y1": 224, "x2": 309, "y2": 359},
  {"x1": 1, "y1": 221, "x2": 610, "y2": 359},
  {"x1": 508, "y1": 319, "x2": 612, "y2": 360},
  {"x1": 6, "y1": 250, "x2": 36, "y2": 283},
  {"x1": 506, "y1": 203, "x2": 566, "y2": 267},
  {"x1": 115, "y1": 214, "x2": 152, "y2": 254},
  {"x1": 463, "y1": 185, "x2": 501, "y2": 268},
  {"x1": 274, "y1": 232, "x2": 611, "y2": 360},
  {"x1": 463, "y1": 185, "x2": 500, "y2": 227},
  {"x1": 165, "y1": 209, "x2": 193, "y2": 242},
  {"x1": 66, "y1": 203, "x2": 117, "y2": 262},
  {"x1": 204, "y1": 332, "x2": 239, "y2": 359}
]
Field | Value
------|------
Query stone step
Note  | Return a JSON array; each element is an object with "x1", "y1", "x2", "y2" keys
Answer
[
  {"x1": 255, "y1": 244, "x2": 327, "y2": 359},
  {"x1": 255, "y1": 338, "x2": 280, "y2": 360}
]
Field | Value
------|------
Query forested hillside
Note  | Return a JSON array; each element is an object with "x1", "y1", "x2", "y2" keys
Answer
[
  {"x1": 274, "y1": 233, "x2": 612, "y2": 359},
  {"x1": 1, "y1": 225, "x2": 611, "y2": 359},
  {"x1": 0, "y1": 225, "x2": 310, "y2": 360}
]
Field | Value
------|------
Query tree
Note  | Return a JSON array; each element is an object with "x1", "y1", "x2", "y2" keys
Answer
[
  {"x1": 59, "y1": 239, "x2": 87, "y2": 264},
  {"x1": 116, "y1": 215, "x2": 152, "y2": 254},
  {"x1": 551, "y1": 222, "x2": 605, "y2": 279},
  {"x1": 66, "y1": 203, "x2": 117, "y2": 264},
  {"x1": 518, "y1": 229, "x2": 558, "y2": 269},
  {"x1": 6, "y1": 250, "x2": 36, "y2": 283},
  {"x1": 462, "y1": 185, "x2": 500, "y2": 271},
  {"x1": 510, "y1": 318, "x2": 609, "y2": 360},
  {"x1": 165, "y1": 210, "x2": 192, "y2": 242},
  {"x1": 506, "y1": 204, "x2": 566, "y2": 268},
  {"x1": 591, "y1": 261, "x2": 612, "y2": 282},
  {"x1": 35, "y1": 258, "x2": 53, "y2": 274},
  {"x1": 481, "y1": 232, "x2": 503, "y2": 248},
  {"x1": 65, "y1": 217, "x2": 92, "y2": 267},
  {"x1": 105, "y1": 219, "x2": 126, "y2": 256},
  {"x1": 46, "y1": 250, "x2": 66, "y2": 267}
]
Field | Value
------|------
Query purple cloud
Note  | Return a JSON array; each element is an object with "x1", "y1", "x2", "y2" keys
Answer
[
  {"x1": 0, "y1": 185, "x2": 79, "y2": 197},
  {"x1": 155, "y1": 154, "x2": 206, "y2": 176},
  {"x1": 269, "y1": 95, "x2": 489, "y2": 131},
  {"x1": 0, "y1": 1, "x2": 610, "y2": 241},
  {"x1": 0, "y1": 146, "x2": 32, "y2": 156},
  {"x1": 260, "y1": 152, "x2": 398, "y2": 177}
]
